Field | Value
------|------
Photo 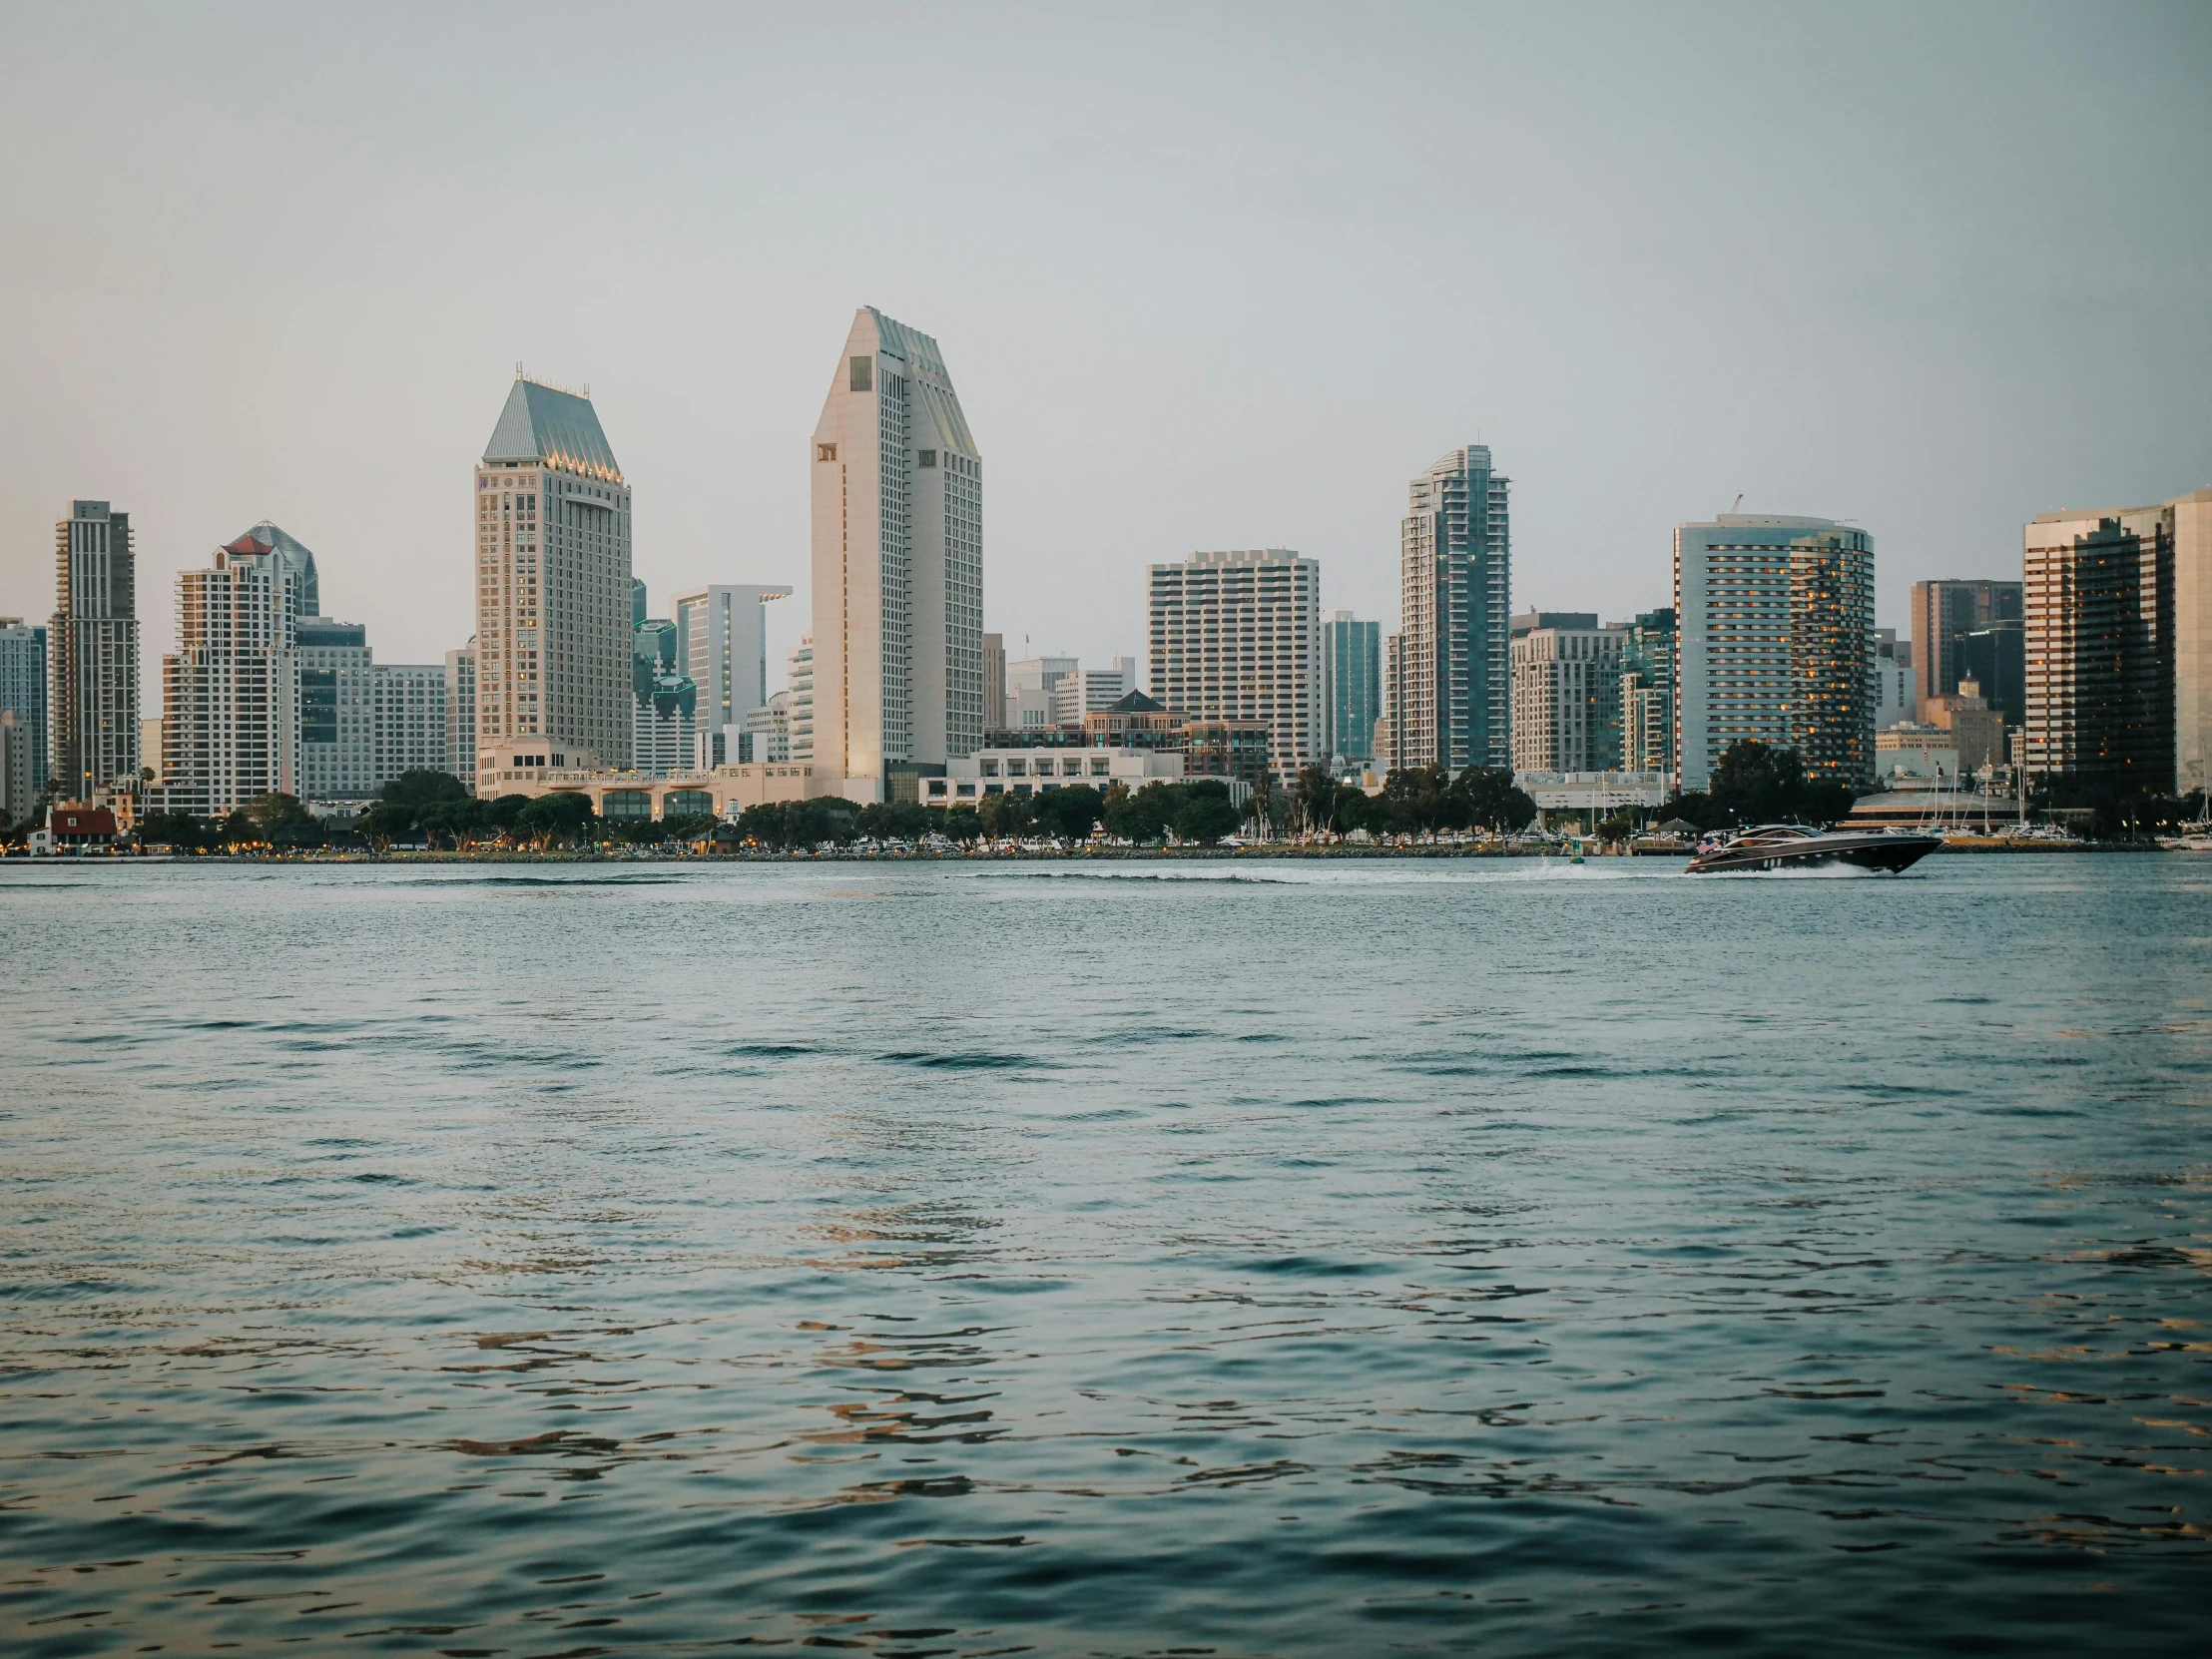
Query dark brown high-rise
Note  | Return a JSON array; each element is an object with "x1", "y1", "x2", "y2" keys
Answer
[
  {"x1": 50, "y1": 500, "x2": 140, "y2": 802},
  {"x1": 1910, "y1": 579, "x2": 2021, "y2": 720}
]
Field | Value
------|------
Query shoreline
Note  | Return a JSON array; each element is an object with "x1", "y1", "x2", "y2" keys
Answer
[{"x1": 3, "y1": 839, "x2": 2170, "y2": 864}]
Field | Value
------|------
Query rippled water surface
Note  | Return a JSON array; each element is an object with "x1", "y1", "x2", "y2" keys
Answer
[{"x1": 2, "y1": 854, "x2": 2208, "y2": 1656}]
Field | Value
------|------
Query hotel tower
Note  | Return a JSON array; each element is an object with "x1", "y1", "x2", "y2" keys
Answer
[
  {"x1": 474, "y1": 375, "x2": 632, "y2": 795},
  {"x1": 810, "y1": 308, "x2": 982, "y2": 800}
]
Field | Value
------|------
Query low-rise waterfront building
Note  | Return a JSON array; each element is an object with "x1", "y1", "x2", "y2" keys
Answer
[
  {"x1": 923, "y1": 744, "x2": 1249, "y2": 810},
  {"x1": 1514, "y1": 770, "x2": 1670, "y2": 817},
  {"x1": 490, "y1": 761, "x2": 829, "y2": 821}
]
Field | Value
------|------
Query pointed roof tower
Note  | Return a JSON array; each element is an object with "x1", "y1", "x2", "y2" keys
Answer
[
  {"x1": 228, "y1": 520, "x2": 319, "y2": 617},
  {"x1": 484, "y1": 375, "x2": 622, "y2": 481}
]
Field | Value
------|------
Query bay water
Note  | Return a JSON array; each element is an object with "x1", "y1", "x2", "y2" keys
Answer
[{"x1": 1, "y1": 854, "x2": 2207, "y2": 1655}]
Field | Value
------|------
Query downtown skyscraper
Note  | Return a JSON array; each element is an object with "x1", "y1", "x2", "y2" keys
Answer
[
  {"x1": 810, "y1": 308, "x2": 982, "y2": 799},
  {"x1": 51, "y1": 499, "x2": 140, "y2": 801},
  {"x1": 474, "y1": 376, "x2": 632, "y2": 794},
  {"x1": 1384, "y1": 446, "x2": 1511, "y2": 775}
]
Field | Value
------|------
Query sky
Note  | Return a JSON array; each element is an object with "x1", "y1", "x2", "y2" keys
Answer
[{"x1": 2, "y1": 1, "x2": 2208, "y2": 692}]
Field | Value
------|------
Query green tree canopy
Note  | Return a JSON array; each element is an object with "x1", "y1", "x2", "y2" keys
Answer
[
  {"x1": 516, "y1": 791, "x2": 598, "y2": 847},
  {"x1": 382, "y1": 769, "x2": 469, "y2": 808}
]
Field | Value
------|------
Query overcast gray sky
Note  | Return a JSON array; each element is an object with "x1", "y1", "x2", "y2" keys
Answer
[{"x1": 3, "y1": 1, "x2": 2207, "y2": 689}]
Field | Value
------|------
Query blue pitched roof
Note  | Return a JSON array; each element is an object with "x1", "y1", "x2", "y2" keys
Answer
[{"x1": 484, "y1": 377, "x2": 622, "y2": 480}]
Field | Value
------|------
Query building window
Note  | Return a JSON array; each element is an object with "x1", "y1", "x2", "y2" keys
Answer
[
  {"x1": 917, "y1": 450, "x2": 937, "y2": 467},
  {"x1": 849, "y1": 357, "x2": 871, "y2": 393},
  {"x1": 818, "y1": 443, "x2": 836, "y2": 462}
]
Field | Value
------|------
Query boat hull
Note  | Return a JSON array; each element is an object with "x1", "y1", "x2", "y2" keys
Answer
[{"x1": 1687, "y1": 832, "x2": 1940, "y2": 875}]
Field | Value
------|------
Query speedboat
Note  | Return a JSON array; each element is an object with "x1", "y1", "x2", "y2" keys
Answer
[{"x1": 1687, "y1": 824, "x2": 1940, "y2": 875}]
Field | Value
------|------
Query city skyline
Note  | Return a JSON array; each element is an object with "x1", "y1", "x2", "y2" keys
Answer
[{"x1": 6, "y1": 6, "x2": 2207, "y2": 689}]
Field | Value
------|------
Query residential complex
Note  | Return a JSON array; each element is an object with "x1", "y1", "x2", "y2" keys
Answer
[
  {"x1": 51, "y1": 499, "x2": 140, "y2": 802},
  {"x1": 474, "y1": 375, "x2": 633, "y2": 797},
  {"x1": 1385, "y1": 446, "x2": 1511, "y2": 775},
  {"x1": 1147, "y1": 549, "x2": 1321, "y2": 782},
  {"x1": 1322, "y1": 610, "x2": 1381, "y2": 764},
  {"x1": 153, "y1": 530, "x2": 301, "y2": 818},
  {"x1": 2020, "y1": 494, "x2": 2210, "y2": 791},
  {"x1": 1509, "y1": 613, "x2": 1621, "y2": 774},
  {"x1": 1618, "y1": 607, "x2": 1676, "y2": 775},
  {"x1": 787, "y1": 637, "x2": 815, "y2": 763},
  {"x1": 1674, "y1": 514, "x2": 1875, "y2": 794},
  {"x1": 0, "y1": 616, "x2": 48, "y2": 797},
  {"x1": 810, "y1": 307, "x2": 983, "y2": 798}
]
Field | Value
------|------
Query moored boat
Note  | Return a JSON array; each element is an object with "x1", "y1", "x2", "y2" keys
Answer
[{"x1": 1687, "y1": 823, "x2": 1941, "y2": 875}]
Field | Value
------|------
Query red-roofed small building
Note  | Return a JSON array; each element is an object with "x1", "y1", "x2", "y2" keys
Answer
[{"x1": 50, "y1": 806, "x2": 118, "y2": 847}]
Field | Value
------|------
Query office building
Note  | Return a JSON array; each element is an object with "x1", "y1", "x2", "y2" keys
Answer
[
  {"x1": 295, "y1": 617, "x2": 372, "y2": 796},
  {"x1": 0, "y1": 616, "x2": 48, "y2": 797},
  {"x1": 1, "y1": 711, "x2": 31, "y2": 823},
  {"x1": 810, "y1": 307, "x2": 983, "y2": 798},
  {"x1": 1003, "y1": 656, "x2": 1075, "y2": 735},
  {"x1": 1321, "y1": 610, "x2": 1381, "y2": 763},
  {"x1": 1385, "y1": 446, "x2": 1511, "y2": 774},
  {"x1": 1955, "y1": 620, "x2": 2024, "y2": 732},
  {"x1": 1922, "y1": 679, "x2": 2006, "y2": 774},
  {"x1": 1147, "y1": 548, "x2": 1321, "y2": 782},
  {"x1": 1049, "y1": 659, "x2": 1138, "y2": 727},
  {"x1": 1872, "y1": 629, "x2": 1916, "y2": 731},
  {"x1": 630, "y1": 609, "x2": 695, "y2": 779},
  {"x1": 981, "y1": 633, "x2": 1007, "y2": 732},
  {"x1": 153, "y1": 530, "x2": 300, "y2": 818},
  {"x1": 673, "y1": 583, "x2": 794, "y2": 766},
  {"x1": 1675, "y1": 514, "x2": 1876, "y2": 794},
  {"x1": 1509, "y1": 614, "x2": 1622, "y2": 774},
  {"x1": 51, "y1": 500, "x2": 140, "y2": 801},
  {"x1": 741, "y1": 690, "x2": 793, "y2": 765},
  {"x1": 1912, "y1": 579, "x2": 2022, "y2": 722},
  {"x1": 373, "y1": 665, "x2": 447, "y2": 782},
  {"x1": 1618, "y1": 607, "x2": 1677, "y2": 774},
  {"x1": 446, "y1": 640, "x2": 477, "y2": 790},
  {"x1": 474, "y1": 374, "x2": 632, "y2": 797},
  {"x1": 2022, "y1": 502, "x2": 2178, "y2": 787}
]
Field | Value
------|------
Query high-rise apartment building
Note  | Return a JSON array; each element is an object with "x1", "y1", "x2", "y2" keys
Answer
[
  {"x1": 673, "y1": 584, "x2": 794, "y2": 763},
  {"x1": 474, "y1": 375, "x2": 632, "y2": 796},
  {"x1": 787, "y1": 636, "x2": 815, "y2": 762},
  {"x1": 51, "y1": 500, "x2": 140, "y2": 801},
  {"x1": 1509, "y1": 614, "x2": 1622, "y2": 774},
  {"x1": 1385, "y1": 446, "x2": 1510, "y2": 774},
  {"x1": 1148, "y1": 549, "x2": 1321, "y2": 783},
  {"x1": 446, "y1": 640, "x2": 477, "y2": 789},
  {"x1": 1911, "y1": 579, "x2": 2022, "y2": 722},
  {"x1": 2022, "y1": 503, "x2": 2176, "y2": 788},
  {"x1": 0, "y1": 616, "x2": 48, "y2": 797},
  {"x1": 1618, "y1": 607, "x2": 1677, "y2": 773},
  {"x1": 811, "y1": 308, "x2": 983, "y2": 798},
  {"x1": 1321, "y1": 610, "x2": 1381, "y2": 763},
  {"x1": 1675, "y1": 514, "x2": 1875, "y2": 794},
  {"x1": 981, "y1": 633, "x2": 1006, "y2": 733},
  {"x1": 1, "y1": 711, "x2": 32, "y2": 823},
  {"x1": 2176, "y1": 491, "x2": 2212, "y2": 797},
  {"x1": 154, "y1": 531, "x2": 300, "y2": 818}
]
